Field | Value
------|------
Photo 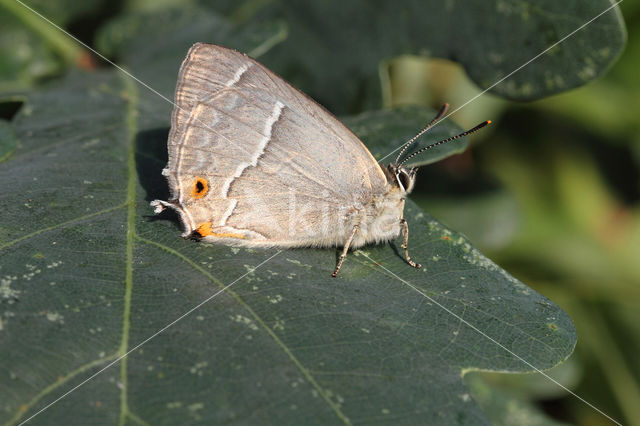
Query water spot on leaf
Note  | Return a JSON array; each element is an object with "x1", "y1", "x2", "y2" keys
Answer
[
  {"x1": 286, "y1": 258, "x2": 312, "y2": 269},
  {"x1": 243, "y1": 264, "x2": 262, "y2": 282},
  {"x1": 45, "y1": 312, "x2": 64, "y2": 324},
  {"x1": 188, "y1": 402, "x2": 204, "y2": 420},
  {"x1": 230, "y1": 314, "x2": 258, "y2": 330},
  {"x1": 190, "y1": 361, "x2": 208, "y2": 376},
  {"x1": 1, "y1": 275, "x2": 20, "y2": 302},
  {"x1": 273, "y1": 318, "x2": 285, "y2": 331},
  {"x1": 578, "y1": 65, "x2": 596, "y2": 81},
  {"x1": 47, "y1": 260, "x2": 62, "y2": 269},
  {"x1": 598, "y1": 47, "x2": 611, "y2": 58},
  {"x1": 267, "y1": 294, "x2": 283, "y2": 304}
]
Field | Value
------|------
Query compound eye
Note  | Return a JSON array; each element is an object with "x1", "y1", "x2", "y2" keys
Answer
[
  {"x1": 397, "y1": 170, "x2": 412, "y2": 191},
  {"x1": 191, "y1": 177, "x2": 209, "y2": 199}
]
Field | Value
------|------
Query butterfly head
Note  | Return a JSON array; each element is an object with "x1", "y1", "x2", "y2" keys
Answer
[{"x1": 387, "y1": 163, "x2": 417, "y2": 194}]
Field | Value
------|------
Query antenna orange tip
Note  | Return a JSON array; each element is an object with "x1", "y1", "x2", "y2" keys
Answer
[{"x1": 487, "y1": 120, "x2": 492, "y2": 124}]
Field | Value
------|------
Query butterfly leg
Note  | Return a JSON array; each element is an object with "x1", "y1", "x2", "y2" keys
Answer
[
  {"x1": 332, "y1": 225, "x2": 359, "y2": 277},
  {"x1": 400, "y1": 218, "x2": 422, "y2": 269}
]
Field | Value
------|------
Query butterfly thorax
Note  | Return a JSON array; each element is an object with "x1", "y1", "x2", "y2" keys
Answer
[{"x1": 348, "y1": 165, "x2": 413, "y2": 249}]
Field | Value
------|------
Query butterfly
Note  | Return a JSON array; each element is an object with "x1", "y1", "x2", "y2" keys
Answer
[{"x1": 151, "y1": 43, "x2": 489, "y2": 276}]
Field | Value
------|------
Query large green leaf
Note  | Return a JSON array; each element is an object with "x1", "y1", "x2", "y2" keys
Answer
[{"x1": 0, "y1": 66, "x2": 575, "y2": 424}]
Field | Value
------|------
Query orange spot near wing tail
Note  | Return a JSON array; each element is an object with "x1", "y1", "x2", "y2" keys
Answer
[
  {"x1": 195, "y1": 222, "x2": 246, "y2": 239},
  {"x1": 196, "y1": 222, "x2": 214, "y2": 237}
]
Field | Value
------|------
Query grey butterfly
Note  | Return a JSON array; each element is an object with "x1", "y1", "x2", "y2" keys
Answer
[{"x1": 151, "y1": 43, "x2": 488, "y2": 276}]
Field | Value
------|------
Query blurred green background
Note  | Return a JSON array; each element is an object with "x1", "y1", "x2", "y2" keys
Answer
[
  {"x1": 1, "y1": 0, "x2": 638, "y2": 424},
  {"x1": 391, "y1": 3, "x2": 640, "y2": 425}
]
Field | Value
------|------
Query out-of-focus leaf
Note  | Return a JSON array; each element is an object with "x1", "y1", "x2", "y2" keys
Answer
[
  {"x1": 466, "y1": 373, "x2": 571, "y2": 426},
  {"x1": 0, "y1": 118, "x2": 19, "y2": 162},
  {"x1": 476, "y1": 359, "x2": 582, "y2": 401},
  {"x1": 414, "y1": 189, "x2": 520, "y2": 251},
  {"x1": 0, "y1": 13, "x2": 60, "y2": 91},
  {"x1": 97, "y1": 1, "x2": 626, "y2": 114},
  {"x1": 484, "y1": 132, "x2": 640, "y2": 291},
  {"x1": 341, "y1": 105, "x2": 469, "y2": 168},
  {"x1": 532, "y1": 20, "x2": 640, "y2": 145},
  {"x1": 0, "y1": 0, "x2": 102, "y2": 89},
  {"x1": 0, "y1": 69, "x2": 575, "y2": 424},
  {"x1": 8, "y1": 0, "x2": 101, "y2": 24},
  {"x1": 200, "y1": 0, "x2": 625, "y2": 113}
]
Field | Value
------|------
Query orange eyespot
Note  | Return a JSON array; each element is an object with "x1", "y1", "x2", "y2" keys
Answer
[{"x1": 191, "y1": 177, "x2": 209, "y2": 198}]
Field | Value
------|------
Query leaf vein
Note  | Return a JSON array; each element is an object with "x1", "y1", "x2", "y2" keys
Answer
[
  {"x1": 0, "y1": 203, "x2": 126, "y2": 251},
  {"x1": 136, "y1": 236, "x2": 352, "y2": 425}
]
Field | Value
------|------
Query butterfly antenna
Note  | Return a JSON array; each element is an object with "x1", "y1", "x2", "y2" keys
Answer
[
  {"x1": 399, "y1": 120, "x2": 491, "y2": 167},
  {"x1": 395, "y1": 103, "x2": 450, "y2": 164}
]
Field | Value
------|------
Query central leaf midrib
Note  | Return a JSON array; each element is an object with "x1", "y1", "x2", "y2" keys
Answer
[{"x1": 117, "y1": 72, "x2": 139, "y2": 426}]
